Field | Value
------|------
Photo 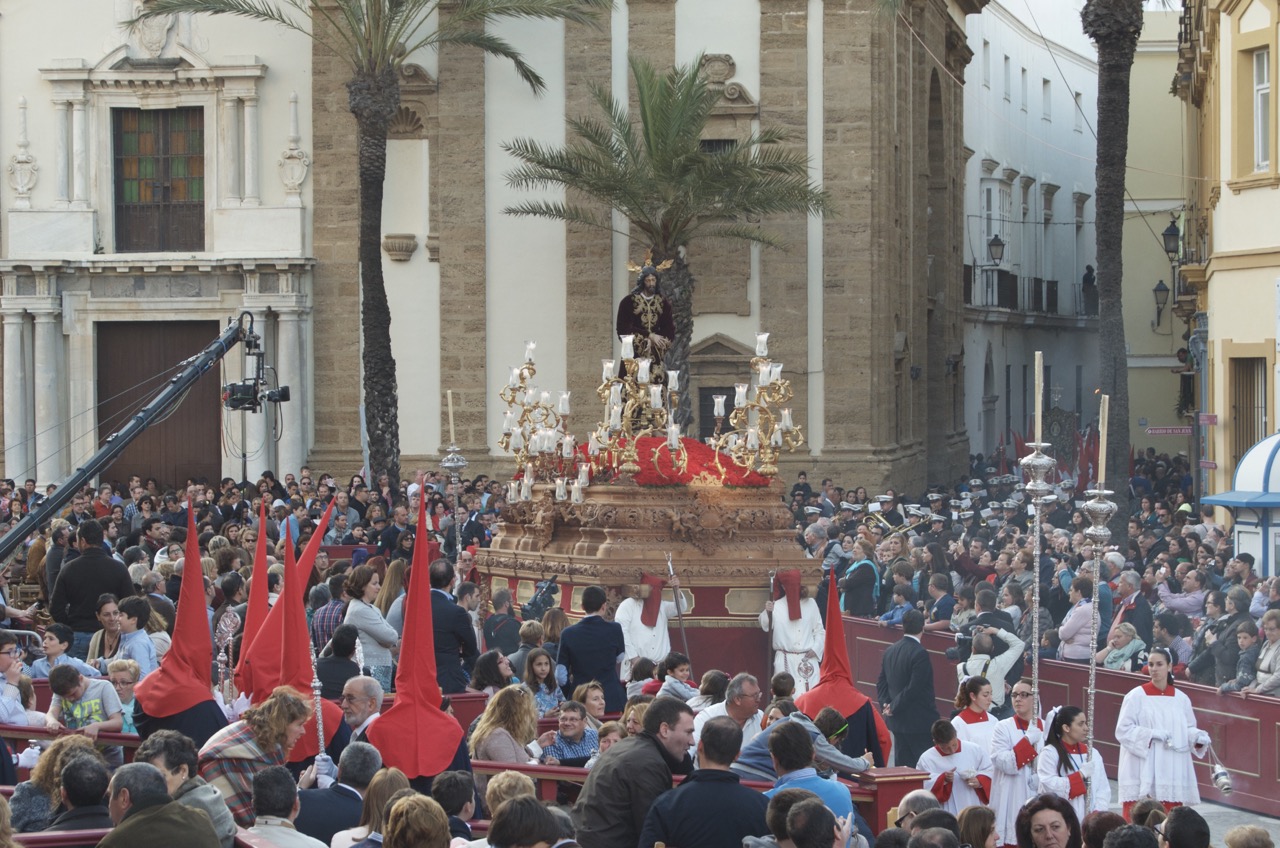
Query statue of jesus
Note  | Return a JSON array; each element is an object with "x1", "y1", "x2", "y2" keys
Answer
[{"x1": 616, "y1": 258, "x2": 676, "y2": 378}]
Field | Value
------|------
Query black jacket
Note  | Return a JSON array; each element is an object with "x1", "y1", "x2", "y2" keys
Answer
[
  {"x1": 295, "y1": 783, "x2": 364, "y2": 845},
  {"x1": 638, "y1": 769, "x2": 769, "y2": 848},
  {"x1": 559, "y1": 615, "x2": 627, "y2": 712},
  {"x1": 482, "y1": 611, "x2": 521, "y2": 657},
  {"x1": 49, "y1": 546, "x2": 135, "y2": 632},
  {"x1": 44, "y1": 804, "x2": 114, "y2": 837},
  {"x1": 433, "y1": 590, "x2": 479, "y2": 694},
  {"x1": 876, "y1": 634, "x2": 939, "y2": 734}
]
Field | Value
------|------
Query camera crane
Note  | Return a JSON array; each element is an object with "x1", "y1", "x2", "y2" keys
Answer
[{"x1": 0, "y1": 311, "x2": 282, "y2": 564}]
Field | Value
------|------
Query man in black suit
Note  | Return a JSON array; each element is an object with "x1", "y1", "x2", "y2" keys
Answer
[
  {"x1": 429, "y1": 559, "x2": 479, "y2": 693},
  {"x1": 558, "y1": 586, "x2": 627, "y2": 712},
  {"x1": 295, "y1": 742, "x2": 382, "y2": 844},
  {"x1": 48, "y1": 520, "x2": 136, "y2": 660},
  {"x1": 876, "y1": 609, "x2": 939, "y2": 769}
]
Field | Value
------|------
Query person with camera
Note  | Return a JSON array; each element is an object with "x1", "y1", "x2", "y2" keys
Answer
[{"x1": 483, "y1": 588, "x2": 522, "y2": 657}]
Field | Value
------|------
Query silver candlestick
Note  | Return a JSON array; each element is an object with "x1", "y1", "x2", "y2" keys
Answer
[
  {"x1": 442, "y1": 443, "x2": 470, "y2": 563},
  {"x1": 1081, "y1": 486, "x2": 1116, "y2": 812},
  {"x1": 1019, "y1": 442, "x2": 1057, "y2": 714}
]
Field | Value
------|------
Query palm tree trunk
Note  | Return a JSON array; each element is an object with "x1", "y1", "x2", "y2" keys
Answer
[
  {"x1": 349, "y1": 71, "x2": 402, "y2": 484},
  {"x1": 1083, "y1": 0, "x2": 1143, "y2": 532},
  {"x1": 660, "y1": 254, "x2": 696, "y2": 429}
]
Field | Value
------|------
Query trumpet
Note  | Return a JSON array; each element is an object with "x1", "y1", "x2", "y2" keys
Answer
[{"x1": 866, "y1": 511, "x2": 910, "y2": 535}]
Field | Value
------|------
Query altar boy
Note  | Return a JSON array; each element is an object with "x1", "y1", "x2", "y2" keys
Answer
[{"x1": 915, "y1": 719, "x2": 993, "y2": 815}]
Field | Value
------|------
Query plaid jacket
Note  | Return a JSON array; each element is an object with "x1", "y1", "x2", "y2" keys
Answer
[
  {"x1": 310, "y1": 599, "x2": 346, "y2": 650},
  {"x1": 197, "y1": 720, "x2": 285, "y2": 827}
]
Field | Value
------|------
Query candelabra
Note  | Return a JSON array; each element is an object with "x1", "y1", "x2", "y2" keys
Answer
[
  {"x1": 1018, "y1": 441, "x2": 1057, "y2": 713},
  {"x1": 497, "y1": 342, "x2": 589, "y2": 502},
  {"x1": 1081, "y1": 485, "x2": 1116, "y2": 812},
  {"x1": 706, "y1": 333, "x2": 804, "y2": 477},
  {"x1": 590, "y1": 332, "x2": 687, "y2": 477}
]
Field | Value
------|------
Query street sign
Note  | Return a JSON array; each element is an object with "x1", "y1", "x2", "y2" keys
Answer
[
  {"x1": 1198, "y1": 413, "x2": 1218, "y2": 426},
  {"x1": 1199, "y1": 460, "x2": 1218, "y2": 469},
  {"x1": 1146, "y1": 426, "x2": 1193, "y2": 436}
]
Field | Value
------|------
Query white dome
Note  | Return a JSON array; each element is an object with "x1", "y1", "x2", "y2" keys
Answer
[{"x1": 1233, "y1": 432, "x2": 1280, "y2": 493}]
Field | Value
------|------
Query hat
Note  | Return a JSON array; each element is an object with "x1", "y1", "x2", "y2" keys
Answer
[
  {"x1": 989, "y1": 501, "x2": 1003, "y2": 510},
  {"x1": 876, "y1": 494, "x2": 893, "y2": 503},
  {"x1": 985, "y1": 466, "x2": 997, "y2": 474},
  {"x1": 959, "y1": 510, "x2": 974, "y2": 519},
  {"x1": 407, "y1": 483, "x2": 421, "y2": 497},
  {"x1": 967, "y1": 478, "x2": 983, "y2": 488},
  {"x1": 271, "y1": 498, "x2": 287, "y2": 509},
  {"x1": 1062, "y1": 478, "x2": 1076, "y2": 489},
  {"x1": 1003, "y1": 500, "x2": 1018, "y2": 510},
  {"x1": 850, "y1": 504, "x2": 865, "y2": 514},
  {"x1": 372, "y1": 515, "x2": 388, "y2": 524},
  {"x1": 927, "y1": 493, "x2": 944, "y2": 502},
  {"x1": 1178, "y1": 502, "x2": 1193, "y2": 513},
  {"x1": 804, "y1": 506, "x2": 822, "y2": 515},
  {"x1": 840, "y1": 501, "x2": 856, "y2": 511},
  {"x1": 930, "y1": 513, "x2": 946, "y2": 523}
]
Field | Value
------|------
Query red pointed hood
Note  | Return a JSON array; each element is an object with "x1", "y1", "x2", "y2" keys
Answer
[
  {"x1": 234, "y1": 498, "x2": 271, "y2": 695},
  {"x1": 239, "y1": 524, "x2": 292, "y2": 706},
  {"x1": 282, "y1": 501, "x2": 341, "y2": 762},
  {"x1": 775, "y1": 568, "x2": 803, "y2": 620},
  {"x1": 135, "y1": 499, "x2": 214, "y2": 716},
  {"x1": 640, "y1": 573, "x2": 667, "y2": 627},
  {"x1": 367, "y1": 490, "x2": 464, "y2": 778},
  {"x1": 794, "y1": 567, "x2": 893, "y2": 764}
]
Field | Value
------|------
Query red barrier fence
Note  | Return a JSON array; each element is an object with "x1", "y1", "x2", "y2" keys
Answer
[{"x1": 842, "y1": 615, "x2": 1278, "y2": 817}]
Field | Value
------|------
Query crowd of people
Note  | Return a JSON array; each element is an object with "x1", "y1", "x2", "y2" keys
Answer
[{"x1": 0, "y1": 455, "x2": 1262, "y2": 848}]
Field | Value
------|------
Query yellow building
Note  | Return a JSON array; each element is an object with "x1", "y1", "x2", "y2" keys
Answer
[{"x1": 1176, "y1": 0, "x2": 1280, "y2": 500}]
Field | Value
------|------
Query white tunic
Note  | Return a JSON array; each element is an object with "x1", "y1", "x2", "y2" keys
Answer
[
  {"x1": 1037, "y1": 742, "x2": 1111, "y2": 825},
  {"x1": 952, "y1": 708, "x2": 998, "y2": 754},
  {"x1": 615, "y1": 595, "x2": 685, "y2": 680},
  {"x1": 758, "y1": 597, "x2": 825, "y2": 694},
  {"x1": 916, "y1": 741, "x2": 994, "y2": 816},
  {"x1": 1115, "y1": 683, "x2": 1210, "y2": 804},
  {"x1": 990, "y1": 716, "x2": 1044, "y2": 848}
]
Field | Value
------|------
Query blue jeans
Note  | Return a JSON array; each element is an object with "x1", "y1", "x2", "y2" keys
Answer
[{"x1": 70, "y1": 631, "x2": 92, "y2": 661}]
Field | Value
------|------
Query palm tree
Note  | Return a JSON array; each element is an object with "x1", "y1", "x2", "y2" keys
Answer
[
  {"x1": 134, "y1": 0, "x2": 609, "y2": 484},
  {"x1": 501, "y1": 53, "x2": 828, "y2": 427},
  {"x1": 1082, "y1": 0, "x2": 1144, "y2": 530}
]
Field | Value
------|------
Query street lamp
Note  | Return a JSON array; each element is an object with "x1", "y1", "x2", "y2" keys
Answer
[
  {"x1": 988, "y1": 234, "x2": 1005, "y2": 263},
  {"x1": 1162, "y1": 217, "x2": 1180, "y2": 260},
  {"x1": 1153, "y1": 280, "x2": 1170, "y2": 327}
]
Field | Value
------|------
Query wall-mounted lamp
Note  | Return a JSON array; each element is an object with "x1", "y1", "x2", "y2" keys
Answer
[
  {"x1": 1152, "y1": 279, "x2": 1170, "y2": 328},
  {"x1": 1162, "y1": 217, "x2": 1180, "y2": 261},
  {"x1": 987, "y1": 234, "x2": 1005, "y2": 264}
]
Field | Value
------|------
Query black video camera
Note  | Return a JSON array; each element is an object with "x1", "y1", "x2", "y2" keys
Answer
[{"x1": 521, "y1": 576, "x2": 560, "y2": 622}]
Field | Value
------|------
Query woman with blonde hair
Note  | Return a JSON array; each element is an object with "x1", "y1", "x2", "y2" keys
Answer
[
  {"x1": 573, "y1": 681, "x2": 607, "y2": 730},
  {"x1": 197, "y1": 686, "x2": 312, "y2": 827},
  {"x1": 383, "y1": 794, "x2": 449, "y2": 848},
  {"x1": 331, "y1": 767, "x2": 411, "y2": 848},
  {"x1": 10, "y1": 735, "x2": 104, "y2": 832},
  {"x1": 1095, "y1": 622, "x2": 1147, "y2": 672},
  {"x1": 1225, "y1": 826, "x2": 1275, "y2": 848},
  {"x1": 375, "y1": 559, "x2": 408, "y2": 618},
  {"x1": 469, "y1": 686, "x2": 538, "y2": 793}
]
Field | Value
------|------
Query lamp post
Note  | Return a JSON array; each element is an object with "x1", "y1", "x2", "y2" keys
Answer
[
  {"x1": 981, "y1": 234, "x2": 1005, "y2": 306},
  {"x1": 1152, "y1": 280, "x2": 1170, "y2": 328}
]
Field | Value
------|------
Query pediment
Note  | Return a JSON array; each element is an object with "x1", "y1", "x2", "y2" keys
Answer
[{"x1": 690, "y1": 333, "x2": 755, "y2": 360}]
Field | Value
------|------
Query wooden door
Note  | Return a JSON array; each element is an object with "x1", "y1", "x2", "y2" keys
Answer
[{"x1": 96, "y1": 321, "x2": 221, "y2": 490}]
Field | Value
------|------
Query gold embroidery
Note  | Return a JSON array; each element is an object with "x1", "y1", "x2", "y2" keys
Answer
[{"x1": 631, "y1": 294, "x2": 664, "y2": 334}]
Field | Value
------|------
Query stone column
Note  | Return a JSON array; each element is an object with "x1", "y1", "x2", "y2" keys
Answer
[
  {"x1": 243, "y1": 309, "x2": 270, "y2": 474},
  {"x1": 242, "y1": 95, "x2": 260, "y2": 206},
  {"x1": 70, "y1": 97, "x2": 88, "y2": 210},
  {"x1": 54, "y1": 101, "x2": 70, "y2": 207},
  {"x1": 220, "y1": 93, "x2": 241, "y2": 205},
  {"x1": 32, "y1": 309, "x2": 64, "y2": 483},
  {"x1": 2, "y1": 311, "x2": 29, "y2": 480},
  {"x1": 275, "y1": 308, "x2": 304, "y2": 476}
]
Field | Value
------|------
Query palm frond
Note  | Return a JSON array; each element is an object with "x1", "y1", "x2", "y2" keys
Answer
[
  {"x1": 447, "y1": 0, "x2": 610, "y2": 29},
  {"x1": 426, "y1": 26, "x2": 546, "y2": 92},
  {"x1": 502, "y1": 200, "x2": 622, "y2": 234}
]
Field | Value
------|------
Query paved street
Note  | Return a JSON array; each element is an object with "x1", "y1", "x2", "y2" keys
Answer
[{"x1": 1100, "y1": 780, "x2": 1279, "y2": 843}]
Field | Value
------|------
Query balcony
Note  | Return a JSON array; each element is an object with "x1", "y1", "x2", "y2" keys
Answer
[{"x1": 963, "y1": 265, "x2": 1097, "y2": 329}]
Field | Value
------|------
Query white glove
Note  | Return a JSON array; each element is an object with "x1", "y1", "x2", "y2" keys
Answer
[
  {"x1": 313, "y1": 752, "x2": 336, "y2": 781},
  {"x1": 16, "y1": 746, "x2": 40, "y2": 769}
]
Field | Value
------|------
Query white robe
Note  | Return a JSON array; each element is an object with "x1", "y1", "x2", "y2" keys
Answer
[
  {"x1": 615, "y1": 594, "x2": 685, "y2": 681},
  {"x1": 1038, "y1": 742, "x2": 1110, "y2": 826},
  {"x1": 990, "y1": 716, "x2": 1044, "y2": 848},
  {"x1": 952, "y1": 708, "x2": 998, "y2": 754},
  {"x1": 1115, "y1": 683, "x2": 1210, "y2": 804},
  {"x1": 758, "y1": 597, "x2": 825, "y2": 694},
  {"x1": 916, "y1": 741, "x2": 994, "y2": 816}
]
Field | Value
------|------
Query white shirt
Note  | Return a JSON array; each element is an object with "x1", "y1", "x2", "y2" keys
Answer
[{"x1": 692, "y1": 701, "x2": 764, "y2": 760}]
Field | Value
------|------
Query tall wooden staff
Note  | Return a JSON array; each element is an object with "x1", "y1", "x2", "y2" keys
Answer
[{"x1": 666, "y1": 553, "x2": 690, "y2": 660}]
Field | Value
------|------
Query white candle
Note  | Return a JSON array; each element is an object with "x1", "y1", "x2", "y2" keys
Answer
[
  {"x1": 713, "y1": 395, "x2": 727, "y2": 417},
  {"x1": 507, "y1": 480, "x2": 519, "y2": 501},
  {"x1": 447, "y1": 390, "x2": 457, "y2": 445},
  {"x1": 734, "y1": 384, "x2": 749, "y2": 408},
  {"x1": 540, "y1": 390, "x2": 551, "y2": 406},
  {"x1": 756, "y1": 332, "x2": 769, "y2": 357},
  {"x1": 667, "y1": 370, "x2": 680, "y2": 391},
  {"x1": 558, "y1": 391, "x2": 571, "y2": 415},
  {"x1": 650, "y1": 385, "x2": 663, "y2": 408},
  {"x1": 637, "y1": 358, "x2": 652, "y2": 383},
  {"x1": 524, "y1": 340, "x2": 536, "y2": 363},
  {"x1": 502, "y1": 410, "x2": 514, "y2": 434},
  {"x1": 1097, "y1": 393, "x2": 1110, "y2": 487},
  {"x1": 577, "y1": 464, "x2": 590, "y2": 486},
  {"x1": 562, "y1": 434, "x2": 575, "y2": 458},
  {"x1": 771, "y1": 427, "x2": 783, "y2": 447},
  {"x1": 601, "y1": 359, "x2": 615, "y2": 382},
  {"x1": 509, "y1": 428, "x2": 524, "y2": 451},
  {"x1": 770, "y1": 363, "x2": 783, "y2": 384},
  {"x1": 555, "y1": 478, "x2": 567, "y2": 501},
  {"x1": 758, "y1": 361, "x2": 771, "y2": 385},
  {"x1": 571, "y1": 480, "x2": 584, "y2": 504},
  {"x1": 610, "y1": 383, "x2": 623, "y2": 406},
  {"x1": 781, "y1": 408, "x2": 793, "y2": 430},
  {"x1": 610, "y1": 403, "x2": 623, "y2": 429},
  {"x1": 508, "y1": 367, "x2": 520, "y2": 388},
  {"x1": 520, "y1": 477, "x2": 533, "y2": 501},
  {"x1": 746, "y1": 427, "x2": 760, "y2": 450},
  {"x1": 620, "y1": 335, "x2": 635, "y2": 359},
  {"x1": 1034, "y1": 350, "x2": 1043, "y2": 445},
  {"x1": 668, "y1": 423, "x2": 680, "y2": 452},
  {"x1": 588, "y1": 432, "x2": 601, "y2": 456}
]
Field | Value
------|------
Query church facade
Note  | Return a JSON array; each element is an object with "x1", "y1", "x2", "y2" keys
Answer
[{"x1": 0, "y1": 0, "x2": 985, "y2": 493}]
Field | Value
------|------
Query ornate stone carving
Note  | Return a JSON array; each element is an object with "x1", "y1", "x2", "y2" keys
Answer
[
  {"x1": 7, "y1": 97, "x2": 37, "y2": 209},
  {"x1": 278, "y1": 92, "x2": 310, "y2": 205},
  {"x1": 699, "y1": 54, "x2": 757, "y2": 119},
  {"x1": 135, "y1": 9, "x2": 174, "y2": 58},
  {"x1": 381, "y1": 233, "x2": 418, "y2": 261},
  {"x1": 387, "y1": 106, "x2": 425, "y2": 139}
]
